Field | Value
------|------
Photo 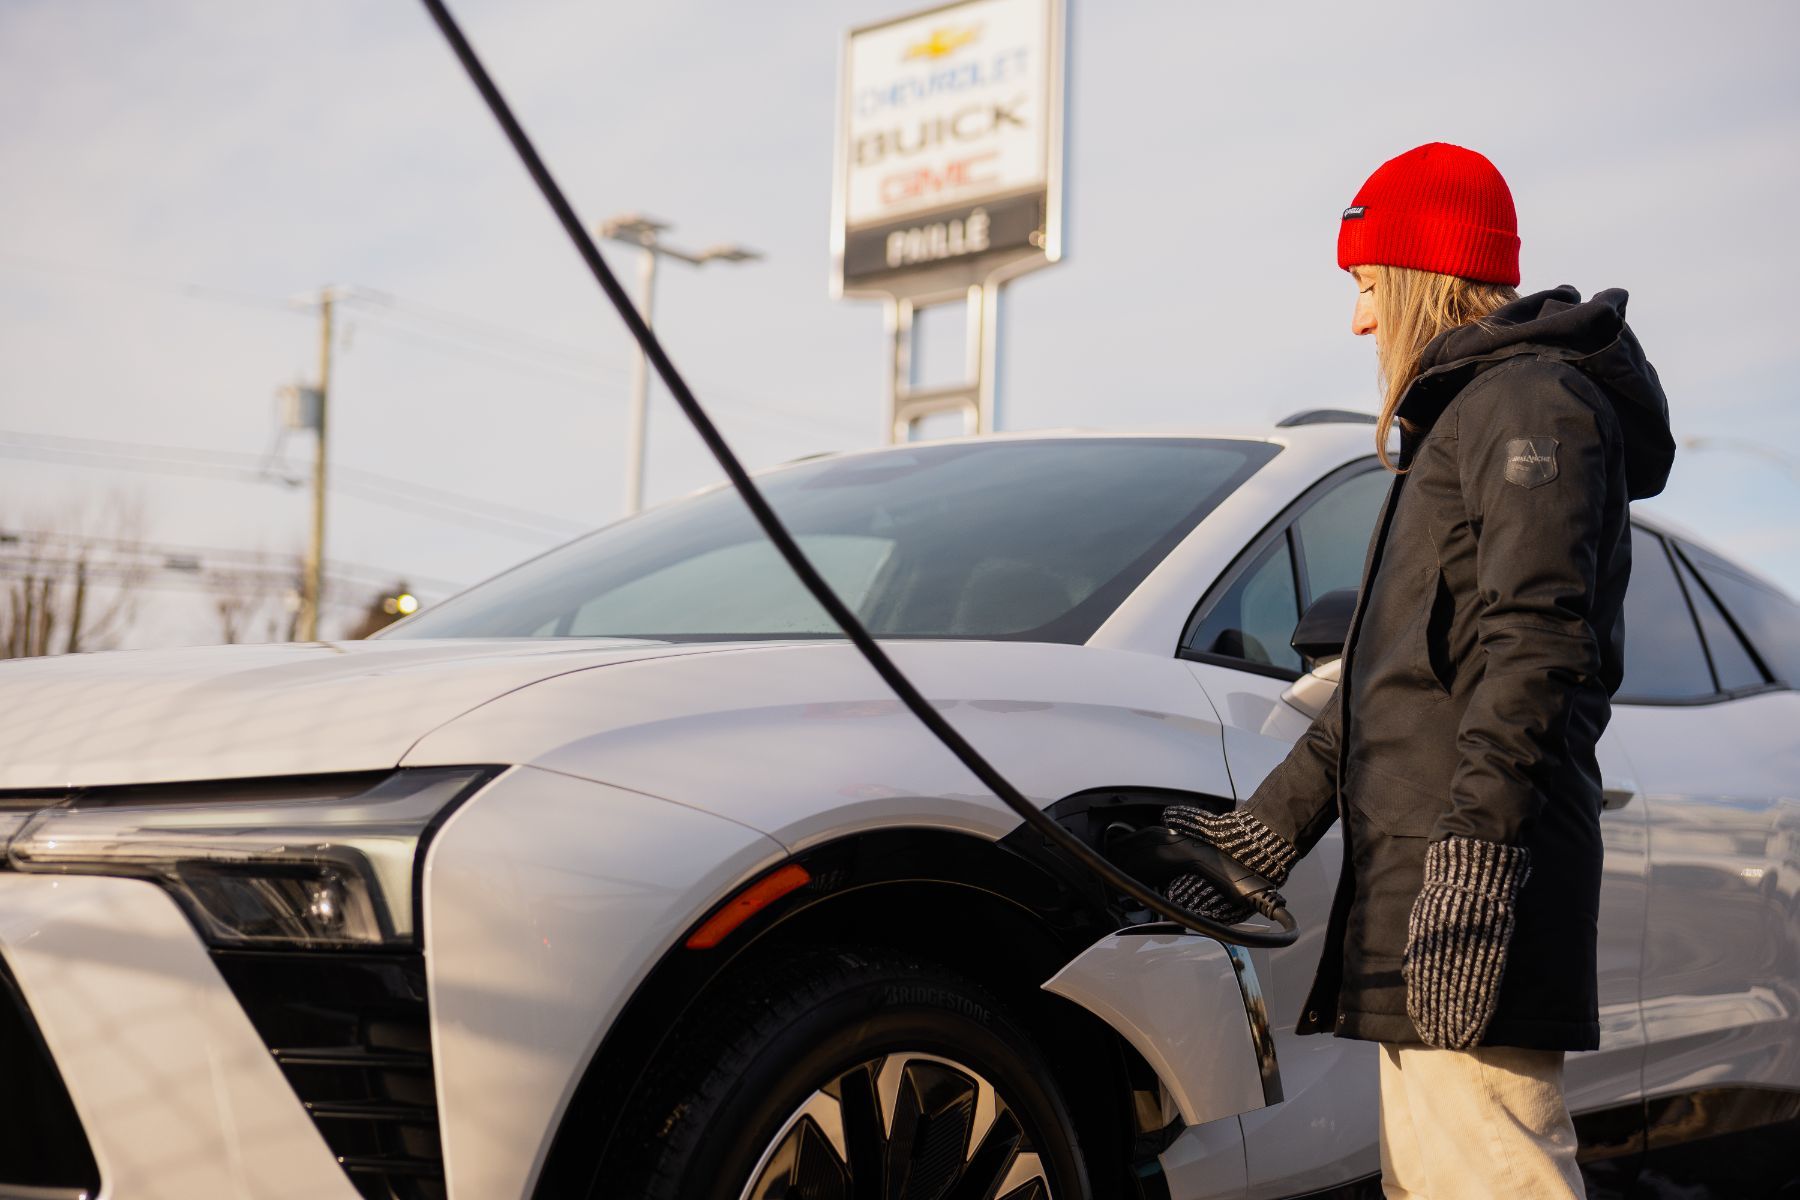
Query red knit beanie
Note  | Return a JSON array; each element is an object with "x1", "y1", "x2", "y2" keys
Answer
[{"x1": 1337, "y1": 142, "x2": 1520, "y2": 286}]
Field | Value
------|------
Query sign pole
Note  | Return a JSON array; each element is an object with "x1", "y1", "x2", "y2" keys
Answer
[
  {"x1": 884, "y1": 296, "x2": 914, "y2": 444},
  {"x1": 977, "y1": 276, "x2": 1002, "y2": 434},
  {"x1": 833, "y1": 0, "x2": 1066, "y2": 444}
]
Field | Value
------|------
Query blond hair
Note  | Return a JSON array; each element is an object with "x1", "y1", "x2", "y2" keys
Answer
[{"x1": 1364, "y1": 264, "x2": 1519, "y2": 472}]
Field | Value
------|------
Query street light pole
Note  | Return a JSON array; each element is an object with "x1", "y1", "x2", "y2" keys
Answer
[
  {"x1": 599, "y1": 214, "x2": 761, "y2": 516},
  {"x1": 622, "y1": 241, "x2": 658, "y2": 518}
]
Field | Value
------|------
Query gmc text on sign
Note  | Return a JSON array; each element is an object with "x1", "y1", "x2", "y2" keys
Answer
[{"x1": 835, "y1": 0, "x2": 1061, "y2": 294}]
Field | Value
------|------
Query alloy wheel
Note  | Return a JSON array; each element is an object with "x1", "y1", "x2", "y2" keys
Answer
[{"x1": 738, "y1": 1049, "x2": 1054, "y2": 1200}]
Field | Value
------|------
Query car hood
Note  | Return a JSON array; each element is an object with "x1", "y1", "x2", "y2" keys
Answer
[{"x1": 0, "y1": 637, "x2": 769, "y2": 789}]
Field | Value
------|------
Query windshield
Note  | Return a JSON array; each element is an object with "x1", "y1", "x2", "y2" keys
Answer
[{"x1": 377, "y1": 437, "x2": 1277, "y2": 645}]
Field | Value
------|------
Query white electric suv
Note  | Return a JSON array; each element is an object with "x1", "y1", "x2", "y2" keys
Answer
[{"x1": 1, "y1": 416, "x2": 1796, "y2": 1200}]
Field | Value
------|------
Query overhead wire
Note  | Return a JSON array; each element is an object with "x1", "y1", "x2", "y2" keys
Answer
[
  {"x1": 0, "y1": 249, "x2": 309, "y2": 318},
  {"x1": 0, "y1": 441, "x2": 577, "y2": 546},
  {"x1": 342, "y1": 286, "x2": 614, "y2": 370},
  {"x1": 339, "y1": 295, "x2": 866, "y2": 442},
  {"x1": 0, "y1": 251, "x2": 864, "y2": 443},
  {"x1": 336, "y1": 316, "x2": 624, "y2": 393},
  {"x1": 0, "y1": 529, "x2": 465, "y2": 595},
  {"x1": 2, "y1": 547, "x2": 421, "y2": 595},
  {"x1": 0, "y1": 429, "x2": 587, "y2": 543},
  {"x1": 0, "y1": 561, "x2": 376, "y2": 609},
  {"x1": 0, "y1": 439, "x2": 280, "y2": 486}
]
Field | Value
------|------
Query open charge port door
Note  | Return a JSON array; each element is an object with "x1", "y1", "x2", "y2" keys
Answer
[{"x1": 1030, "y1": 787, "x2": 1285, "y2": 1128}]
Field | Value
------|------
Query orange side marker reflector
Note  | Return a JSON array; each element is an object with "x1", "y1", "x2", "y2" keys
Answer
[{"x1": 684, "y1": 862, "x2": 811, "y2": 949}]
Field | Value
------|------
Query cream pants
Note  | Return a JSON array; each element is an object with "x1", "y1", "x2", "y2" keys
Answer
[{"x1": 1378, "y1": 1042, "x2": 1585, "y2": 1199}]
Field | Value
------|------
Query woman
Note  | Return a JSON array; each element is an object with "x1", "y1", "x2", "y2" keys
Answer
[{"x1": 1158, "y1": 142, "x2": 1676, "y2": 1196}]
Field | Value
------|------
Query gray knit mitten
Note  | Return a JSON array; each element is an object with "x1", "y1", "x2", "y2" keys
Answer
[
  {"x1": 1402, "y1": 835, "x2": 1532, "y2": 1049},
  {"x1": 1160, "y1": 806, "x2": 1299, "y2": 924}
]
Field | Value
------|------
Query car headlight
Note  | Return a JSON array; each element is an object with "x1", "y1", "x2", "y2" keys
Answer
[{"x1": 5, "y1": 766, "x2": 499, "y2": 948}]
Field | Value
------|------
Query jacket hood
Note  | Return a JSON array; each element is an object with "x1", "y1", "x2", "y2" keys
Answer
[{"x1": 1406, "y1": 284, "x2": 1676, "y2": 500}]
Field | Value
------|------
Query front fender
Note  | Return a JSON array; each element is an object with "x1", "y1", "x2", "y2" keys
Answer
[
  {"x1": 1042, "y1": 928, "x2": 1278, "y2": 1126},
  {"x1": 421, "y1": 764, "x2": 786, "y2": 1200}
]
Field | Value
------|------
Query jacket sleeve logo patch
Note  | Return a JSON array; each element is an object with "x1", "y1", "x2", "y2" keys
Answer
[{"x1": 1503, "y1": 436, "x2": 1560, "y2": 488}]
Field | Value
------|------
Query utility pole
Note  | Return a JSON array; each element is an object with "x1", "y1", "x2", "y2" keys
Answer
[
  {"x1": 598, "y1": 214, "x2": 761, "y2": 516},
  {"x1": 298, "y1": 290, "x2": 334, "y2": 641}
]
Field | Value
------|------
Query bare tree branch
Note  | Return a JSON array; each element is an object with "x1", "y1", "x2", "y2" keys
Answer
[{"x1": 0, "y1": 486, "x2": 149, "y2": 656}]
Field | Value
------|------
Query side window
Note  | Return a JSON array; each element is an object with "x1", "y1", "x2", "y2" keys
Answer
[
  {"x1": 1677, "y1": 539, "x2": 1800, "y2": 688},
  {"x1": 1185, "y1": 536, "x2": 1302, "y2": 673},
  {"x1": 1669, "y1": 545, "x2": 1767, "y2": 692},
  {"x1": 1291, "y1": 468, "x2": 1389, "y2": 608},
  {"x1": 1617, "y1": 527, "x2": 1715, "y2": 702},
  {"x1": 1183, "y1": 464, "x2": 1386, "y2": 677}
]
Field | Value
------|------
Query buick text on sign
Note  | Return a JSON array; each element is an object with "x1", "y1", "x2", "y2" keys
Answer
[{"x1": 838, "y1": 0, "x2": 1056, "y2": 289}]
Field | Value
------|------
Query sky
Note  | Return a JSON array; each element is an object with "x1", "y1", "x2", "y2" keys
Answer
[{"x1": 1, "y1": 0, "x2": 1796, "y2": 647}]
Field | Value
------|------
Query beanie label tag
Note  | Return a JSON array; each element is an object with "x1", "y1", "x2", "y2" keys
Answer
[
  {"x1": 1503, "y1": 436, "x2": 1559, "y2": 488},
  {"x1": 1341, "y1": 206, "x2": 1367, "y2": 220}
]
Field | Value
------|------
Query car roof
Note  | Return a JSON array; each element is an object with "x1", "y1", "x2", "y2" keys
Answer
[
  {"x1": 760, "y1": 416, "x2": 1381, "y2": 476},
  {"x1": 641, "y1": 418, "x2": 1381, "y2": 514},
  {"x1": 697, "y1": 419, "x2": 1785, "y2": 604},
  {"x1": 1630, "y1": 505, "x2": 1792, "y2": 597}
]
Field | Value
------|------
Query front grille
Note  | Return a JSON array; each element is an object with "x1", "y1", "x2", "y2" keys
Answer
[
  {"x1": 0, "y1": 955, "x2": 101, "y2": 1199},
  {"x1": 212, "y1": 947, "x2": 444, "y2": 1200}
]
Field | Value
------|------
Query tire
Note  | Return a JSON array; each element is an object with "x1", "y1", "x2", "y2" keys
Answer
[{"x1": 610, "y1": 944, "x2": 1092, "y2": 1200}]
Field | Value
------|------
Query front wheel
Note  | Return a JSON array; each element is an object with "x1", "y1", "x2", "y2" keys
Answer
[{"x1": 613, "y1": 945, "x2": 1092, "y2": 1200}]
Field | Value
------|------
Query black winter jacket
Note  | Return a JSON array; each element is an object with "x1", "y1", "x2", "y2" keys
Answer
[{"x1": 1242, "y1": 284, "x2": 1676, "y2": 1050}]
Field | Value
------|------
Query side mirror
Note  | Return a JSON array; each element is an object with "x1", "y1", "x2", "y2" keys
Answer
[
  {"x1": 1281, "y1": 654, "x2": 1341, "y2": 719},
  {"x1": 1290, "y1": 588, "x2": 1356, "y2": 666}
]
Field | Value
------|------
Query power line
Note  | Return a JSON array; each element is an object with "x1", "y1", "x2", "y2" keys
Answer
[
  {"x1": 0, "y1": 426, "x2": 582, "y2": 527},
  {"x1": 329, "y1": 474, "x2": 583, "y2": 544},
  {"x1": 0, "y1": 429, "x2": 588, "y2": 542},
  {"x1": 330, "y1": 464, "x2": 584, "y2": 536},
  {"x1": 341, "y1": 316, "x2": 622, "y2": 393},
  {"x1": 0, "y1": 428, "x2": 297, "y2": 472},
  {"x1": 0, "y1": 440, "x2": 277, "y2": 484},
  {"x1": 0, "y1": 561, "x2": 373, "y2": 609},
  {"x1": 342, "y1": 308, "x2": 862, "y2": 443},
  {"x1": 343, "y1": 287, "x2": 611, "y2": 371},
  {"x1": 0, "y1": 440, "x2": 579, "y2": 545},
  {"x1": 0, "y1": 249, "x2": 309, "y2": 319},
  {"x1": 0, "y1": 529, "x2": 466, "y2": 595},
  {"x1": 336, "y1": 290, "x2": 864, "y2": 441},
  {"x1": 0, "y1": 254, "x2": 863, "y2": 441},
  {"x1": 3, "y1": 552, "x2": 399, "y2": 596}
]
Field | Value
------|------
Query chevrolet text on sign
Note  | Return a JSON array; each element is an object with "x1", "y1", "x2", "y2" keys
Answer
[{"x1": 836, "y1": 0, "x2": 1061, "y2": 292}]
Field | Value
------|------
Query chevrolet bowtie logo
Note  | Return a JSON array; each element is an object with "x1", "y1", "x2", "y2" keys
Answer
[{"x1": 904, "y1": 25, "x2": 979, "y2": 60}]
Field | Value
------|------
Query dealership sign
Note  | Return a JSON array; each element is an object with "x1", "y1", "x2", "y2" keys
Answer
[{"x1": 834, "y1": 0, "x2": 1065, "y2": 295}]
